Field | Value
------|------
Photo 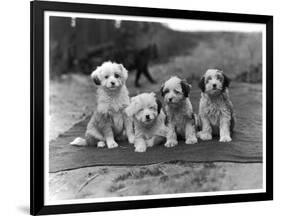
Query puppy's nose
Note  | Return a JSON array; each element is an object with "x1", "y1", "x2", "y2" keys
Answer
[
  {"x1": 145, "y1": 115, "x2": 150, "y2": 120},
  {"x1": 111, "y1": 81, "x2": 115, "y2": 86},
  {"x1": 213, "y1": 84, "x2": 217, "y2": 88},
  {"x1": 168, "y1": 98, "x2": 172, "y2": 102}
]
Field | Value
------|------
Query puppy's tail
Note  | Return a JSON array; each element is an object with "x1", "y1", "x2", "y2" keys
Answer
[{"x1": 70, "y1": 137, "x2": 87, "y2": 146}]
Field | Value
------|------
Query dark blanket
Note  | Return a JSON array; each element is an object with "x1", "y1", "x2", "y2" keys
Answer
[{"x1": 49, "y1": 84, "x2": 262, "y2": 173}]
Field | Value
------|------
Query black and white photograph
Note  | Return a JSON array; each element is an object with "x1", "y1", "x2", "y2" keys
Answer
[
  {"x1": 1, "y1": 0, "x2": 280, "y2": 215},
  {"x1": 46, "y1": 12, "x2": 266, "y2": 204},
  {"x1": 29, "y1": 1, "x2": 273, "y2": 214}
]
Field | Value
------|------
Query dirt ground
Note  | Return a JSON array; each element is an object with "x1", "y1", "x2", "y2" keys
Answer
[
  {"x1": 49, "y1": 162, "x2": 262, "y2": 200},
  {"x1": 48, "y1": 58, "x2": 263, "y2": 201}
]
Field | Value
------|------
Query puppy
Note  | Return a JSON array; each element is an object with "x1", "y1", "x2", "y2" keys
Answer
[
  {"x1": 125, "y1": 92, "x2": 169, "y2": 152},
  {"x1": 71, "y1": 61, "x2": 134, "y2": 148},
  {"x1": 197, "y1": 69, "x2": 235, "y2": 142},
  {"x1": 160, "y1": 76, "x2": 198, "y2": 147}
]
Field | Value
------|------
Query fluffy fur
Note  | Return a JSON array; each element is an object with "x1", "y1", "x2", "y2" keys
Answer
[
  {"x1": 197, "y1": 69, "x2": 235, "y2": 142},
  {"x1": 160, "y1": 76, "x2": 198, "y2": 147},
  {"x1": 125, "y1": 92, "x2": 169, "y2": 152},
  {"x1": 71, "y1": 61, "x2": 134, "y2": 148}
]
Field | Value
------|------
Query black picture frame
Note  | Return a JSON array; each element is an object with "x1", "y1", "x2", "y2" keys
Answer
[{"x1": 30, "y1": 0, "x2": 273, "y2": 215}]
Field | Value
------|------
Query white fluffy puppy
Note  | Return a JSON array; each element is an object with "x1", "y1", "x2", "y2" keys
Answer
[
  {"x1": 125, "y1": 92, "x2": 169, "y2": 152},
  {"x1": 197, "y1": 69, "x2": 235, "y2": 142},
  {"x1": 71, "y1": 61, "x2": 134, "y2": 148},
  {"x1": 160, "y1": 76, "x2": 198, "y2": 147}
]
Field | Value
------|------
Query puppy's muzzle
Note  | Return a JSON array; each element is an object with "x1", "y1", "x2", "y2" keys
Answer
[
  {"x1": 145, "y1": 115, "x2": 150, "y2": 120},
  {"x1": 143, "y1": 114, "x2": 154, "y2": 124},
  {"x1": 212, "y1": 84, "x2": 217, "y2": 89},
  {"x1": 108, "y1": 81, "x2": 118, "y2": 89},
  {"x1": 166, "y1": 97, "x2": 177, "y2": 104}
]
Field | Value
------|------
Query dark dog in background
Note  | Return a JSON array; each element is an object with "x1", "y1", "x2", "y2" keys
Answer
[
  {"x1": 77, "y1": 43, "x2": 158, "y2": 88},
  {"x1": 131, "y1": 44, "x2": 158, "y2": 87},
  {"x1": 113, "y1": 44, "x2": 159, "y2": 87}
]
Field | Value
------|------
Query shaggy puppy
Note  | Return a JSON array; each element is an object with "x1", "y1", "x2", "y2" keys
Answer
[
  {"x1": 160, "y1": 76, "x2": 198, "y2": 147},
  {"x1": 197, "y1": 69, "x2": 235, "y2": 142},
  {"x1": 71, "y1": 61, "x2": 134, "y2": 148},
  {"x1": 125, "y1": 92, "x2": 169, "y2": 152}
]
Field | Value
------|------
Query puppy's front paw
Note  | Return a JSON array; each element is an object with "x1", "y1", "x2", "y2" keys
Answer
[
  {"x1": 185, "y1": 136, "x2": 198, "y2": 144},
  {"x1": 107, "y1": 140, "x2": 119, "y2": 149},
  {"x1": 219, "y1": 136, "x2": 232, "y2": 142},
  {"x1": 197, "y1": 131, "x2": 212, "y2": 140},
  {"x1": 128, "y1": 135, "x2": 135, "y2": 144},
  {"x1": 135, "y1": 144, "x2": 147, "y2": 152},
  {"x1": 146, "y1": 139, "x2": 155, "y2": 147},
  {"x1": 97, "y1": 141, "x2": 106, "y2": 148},
  {"x1": 164, "y1": 140, "x2": 178, "y2": 148}
]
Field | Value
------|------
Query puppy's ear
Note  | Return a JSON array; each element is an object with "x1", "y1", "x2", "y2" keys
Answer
[
  {"x1": 150, "y1": 92, "x2": 161, "y2": 113},
  {"x1": 125, "y1": 103, "x2": 134, "y2": 117},
  {"x1": 198, "y1": 76, "x2": 205, "y2": 92},
  {"x1": 125, "y1": 98, "x2": 136, "y2": 117},
  {"x1": 118, "y1": 64, "x2": 128, "y2": 80},
  {"x1": 160, "y1": 84, "x2": 165, "y2": 97},
  {"x1": 180, "y1": 80, "x2": 191, "y2": 97},
  {"x1": 156, "y1": 98, "x2": 162, "y2": 114},
  {"x1": 222, "y1": 73, "x2": 230, "y2": 90},
  {"x1": 90, "y1": 66, "x2": 101, "y2": 85}
]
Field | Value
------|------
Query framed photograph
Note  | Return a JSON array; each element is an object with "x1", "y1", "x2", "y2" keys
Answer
[{"x1": 31, "y1": 0, "x2": 273, "y2": 215}]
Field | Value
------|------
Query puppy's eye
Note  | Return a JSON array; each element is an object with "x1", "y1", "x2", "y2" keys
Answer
[
  {"x1": 105, "y1": 75, "x2": 109, "y2": 79},
  {"x1": 206, "y1": 77, "x2": 211, "y2": 83},
  {"x1": 114, "y1": 74, "x2": 120, "y2": 78},
  {"x1": 174, "y1": 90, "x2": 180, "y2": 94},
  {"x1": 150, "y1": 106, "x2": 155, "y2": 109},
  {"x1": 216, "y1": 75, "x2": 222, "y2": 81}
]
